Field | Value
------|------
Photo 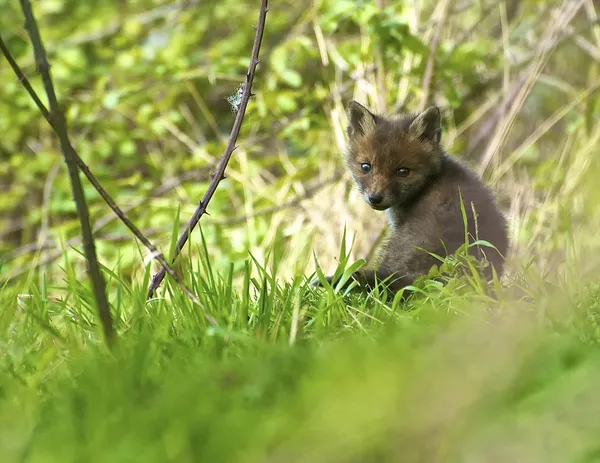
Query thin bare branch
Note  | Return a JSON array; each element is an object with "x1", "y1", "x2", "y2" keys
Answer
[
  {"x1": 18, "y1": 0, "x2": 114, "y2": 345},
  {"x1": 146, "y1": 0, "x2": 270, "y2": 299}
]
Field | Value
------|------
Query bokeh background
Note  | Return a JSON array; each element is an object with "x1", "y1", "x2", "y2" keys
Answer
[
  {"x1": 2, "y1": 0, "x2": 600, "y2": 289},
  {"x1": 5, "y1": 2, "x2": 600, "y2": 462}
]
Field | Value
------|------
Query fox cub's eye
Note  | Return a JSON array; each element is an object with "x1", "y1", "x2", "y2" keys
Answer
[
  {"x1": 397, "y1": 167, "x2": 410, "y2": 177},
  {"x1": 360, "y1": 163, "x2": 372, "y2": 173}
]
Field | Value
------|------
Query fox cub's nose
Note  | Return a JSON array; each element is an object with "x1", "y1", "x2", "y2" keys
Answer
[{"x1": 368, "y1": 194, "x2": 384, "y2": 205}]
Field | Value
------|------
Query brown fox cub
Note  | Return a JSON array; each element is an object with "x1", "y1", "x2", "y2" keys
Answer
[{"x1": 314, "y1": 101, "x2": 509, "y2": 292}]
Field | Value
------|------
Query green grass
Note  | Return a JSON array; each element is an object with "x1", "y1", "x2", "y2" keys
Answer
[{"x1": 3, "y1": 231, "x2": 600, "y2": 463}]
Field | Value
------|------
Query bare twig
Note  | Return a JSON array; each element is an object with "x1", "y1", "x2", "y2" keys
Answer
[
  {"x1": 146, "y1": 0, "x2": 270, "y2": 299},
  {"x1": 18, "y1": 0, "x2": 114, "y2": 345},
  {"x1": 0, "y1": 38, "x2": 217, "y2": 327}
]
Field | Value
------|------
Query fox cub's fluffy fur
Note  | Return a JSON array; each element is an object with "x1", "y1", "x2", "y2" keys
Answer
[{"x1": 315, "y1": 101, "x2": 509, "y2": 292}]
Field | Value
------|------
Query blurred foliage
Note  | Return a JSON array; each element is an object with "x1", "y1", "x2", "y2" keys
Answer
[
  {"x1": 3, "y1": 2, "x2": 600, "y2": 459},
  {"x1": 1, "y1": 0, "x2": 600, "y2": 288}
]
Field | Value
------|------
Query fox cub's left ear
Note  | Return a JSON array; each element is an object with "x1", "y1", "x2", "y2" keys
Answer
[{"x1": 408, "y1": 106, "x2": 441, "y2": 144}]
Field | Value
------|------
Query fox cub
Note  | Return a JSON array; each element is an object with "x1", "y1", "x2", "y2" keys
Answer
[{"x1": 314, "y1": 101, "x2": 509, "y2": 292}]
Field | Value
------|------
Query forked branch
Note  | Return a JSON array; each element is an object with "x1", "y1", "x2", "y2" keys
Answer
[{"x1": 146, "y1": 0, "x2": 269, "y2": 299}]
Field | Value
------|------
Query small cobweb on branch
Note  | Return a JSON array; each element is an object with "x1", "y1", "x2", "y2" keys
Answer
[{"x1": 226, "y1": 82, "x2": 246, "y2": 114}]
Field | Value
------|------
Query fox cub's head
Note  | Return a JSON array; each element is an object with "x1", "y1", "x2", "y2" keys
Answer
[{"x1": 345, "y1": 101, "x2": 444, "y2": 211}]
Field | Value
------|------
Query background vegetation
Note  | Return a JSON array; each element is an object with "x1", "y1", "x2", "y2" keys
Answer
[{"x1": 2, "y1": 0, "x2": 600, "y2": 461}]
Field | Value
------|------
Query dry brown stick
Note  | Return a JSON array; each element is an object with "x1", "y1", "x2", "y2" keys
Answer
[
  {"x1": 18, "y1": 0, "x2": 114, "y2": 345},
  {"x1": 0, "y1": 37, "x2": 217, "y2": 327},
  {"x1": 147, "y1": 0, "x2": 270, "y2": 299}
]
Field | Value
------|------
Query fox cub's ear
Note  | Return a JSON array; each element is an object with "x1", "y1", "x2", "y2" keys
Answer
[
  {"x1": 408, "y1": 106, "x2": 441, "y2": 144},
  {"x1": 348, "y1": 100, "x2": 378, "y2": 138}
]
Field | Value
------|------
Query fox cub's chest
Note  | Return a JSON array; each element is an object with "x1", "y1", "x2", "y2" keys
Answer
[
  {"x1": 376, "y1": 210, "x2": 442, "y2": 272},
  {"x1": 387, "y1": 207, "x2": 442, "y2": 247}
]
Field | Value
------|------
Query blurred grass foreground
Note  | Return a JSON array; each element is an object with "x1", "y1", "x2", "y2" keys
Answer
[{"x1": 3, "y1": 0, "x2": 600, "y2": 461}]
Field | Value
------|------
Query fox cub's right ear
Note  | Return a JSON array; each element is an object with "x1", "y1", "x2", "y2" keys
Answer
[
  {"x1": 348, "y1": 101, "x2": 378, "y2": 138},
  {"x1": 408, "y1": 106, "x2": 442, "y2": 144}
]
